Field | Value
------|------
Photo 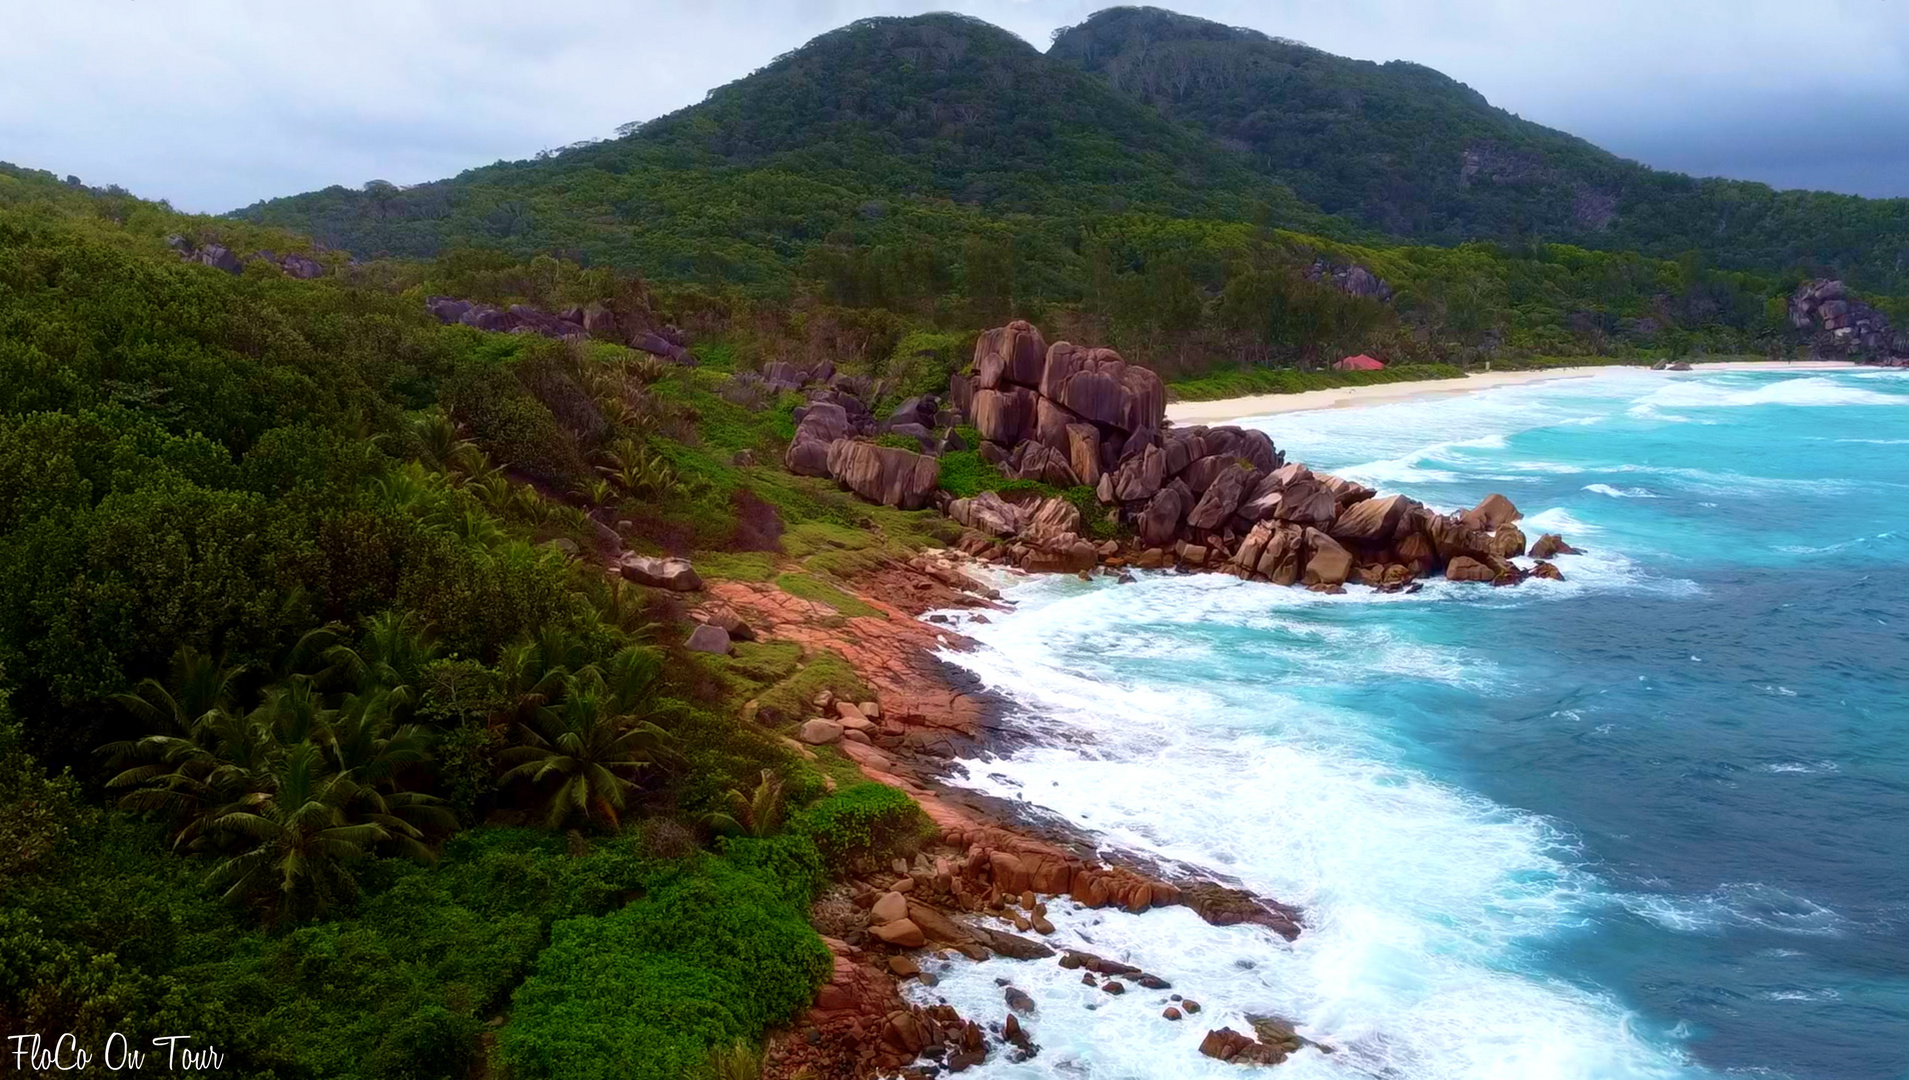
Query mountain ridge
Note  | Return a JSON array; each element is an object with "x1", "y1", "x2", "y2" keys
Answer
[
  {"x1": 230, "y1": 6, "x2": 1909, "y2": 295},
  {"x1": 1047, "y1": 6, "x2": 1909, "y2": 287}
]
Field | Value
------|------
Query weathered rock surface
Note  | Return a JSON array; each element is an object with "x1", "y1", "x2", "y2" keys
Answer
[
  {"x1": 1300, "y1": 529, "x2": 1352, "y2": 587},
  {"x1": 683, "y1": 624, "x2": 731, "y2": 655},
  {"x1": 1329, "y1": 493, "x2": 1423, "y2": 543},
  {"x1": 1459, "y1": 492, "x2": 1521, "y2": 532},
  {"x1": 799, "y1": 719, "x2": 844, "y2": 745},
  {"x1": 1490, "y1": 522, "x2": 1527, "y2": 559},
  {"x1": 870, "y1": 918, "x2": 926, "y2": 948},
  {"x1": 1529, "y1": 532, "x2": 1582, "y2": 559},
  {"x1": 786, "y1": 402, "x2": 853, "y2": 476},
  {"x1": 1445, "y1": 555, "x2": 1496, "y2": 583},
  {"x1": 617, "y1": 555, "x2": 703, "y2": 591},
  {"x1": 1187, "y1": 463, "x2": 1256, "y2": 531},
  {"x1": 826, "y1": 440, "x2": 940, "y2": 510}
]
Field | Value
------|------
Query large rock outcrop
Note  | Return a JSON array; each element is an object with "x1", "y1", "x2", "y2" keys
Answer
[
  {"x1": 825, "y1": 440, "x2": 940, "y2": 510},
  {"x1": 782, "y1": 318, "x2": 1573, "y2": 590},
  {"x1": 786, "y1": 402, "x2": 854, "y2": 476},
  {"x1": 957, "y1": 322, "x2": 1167, "y2": 473},
  {"x1": 1789, "y1": 279, "x2": 1908, "y2": 363}
]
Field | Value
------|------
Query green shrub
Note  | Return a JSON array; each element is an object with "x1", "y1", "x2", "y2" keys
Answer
[
  {"x1": 876, "y1": 329, "x2": 967, "y2": 408},
  {"x1": 789, "y1": 783, "x2": 930, "y2": 875},
  {"x1": 934, "y1": 449, "x2": 1060, "y2": 502},
  {"x1": 718, "y1": 832, "x2": 827, "y2": 908},
  {"x1": 440, "y1": 354, "x2": 585, "y2": 484},
  {"x1": 498, "y1": 855, "x2": 830, "y2": 1080},
  {"x1": 1060, "y1": 484, "x2": 1127, "y2": 541}
]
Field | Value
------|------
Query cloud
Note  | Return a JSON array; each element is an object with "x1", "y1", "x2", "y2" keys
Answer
[{"x1": 1, "y1": 0, "x2": 1904, "y2": 212}]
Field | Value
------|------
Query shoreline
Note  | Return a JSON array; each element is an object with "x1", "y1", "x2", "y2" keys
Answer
[
  {"x1": 708, "y1": 562, "x2": 1308, "y2": 1076},
  {"x1": 1165, "y1": 359, "x2": 1861, "y2": 425}
]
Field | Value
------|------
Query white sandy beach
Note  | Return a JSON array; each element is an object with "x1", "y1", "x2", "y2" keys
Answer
[{"x1": 1164, "y1": 360, "x2": 1861, "y2": 425}]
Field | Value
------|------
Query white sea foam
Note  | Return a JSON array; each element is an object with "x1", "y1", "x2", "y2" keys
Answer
[
  {"x1": 1584, "y1": 483, "x2": 1662, "y2": 499},
  {"x1": 1774, "y1": 531, "x2": 1897, "y2": 556},
  {"x1": 1626, "y1": 403, "x2": 1701, "y2": 424},
  {"x1": 1616, "y1": 883, "x2": 1845, "y2": 937},
  {"x1": 1760, "y1": 761, "x2": 1837, "y2": 774},
  {"x1": 1758, "y1": 988, "x2": 1841, "y2": 1002},
  {"x1": 1523, "y1": 507, "x2": 1599, "y2": 534},
  {"x1": 923, "y1": 576, "x2": 1700, "y2": 1079},
  {"x1": 1638, "y1": 376, "x2": 1903, "y2": 410}
]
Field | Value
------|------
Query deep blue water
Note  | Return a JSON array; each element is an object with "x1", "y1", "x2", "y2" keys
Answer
[{"x1": 916, "y1": 368, "x2": 1909, "y2": 1080}]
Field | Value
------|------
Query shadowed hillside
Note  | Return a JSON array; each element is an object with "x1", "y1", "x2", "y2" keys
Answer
[{"x1": 1049, "y1": 6, "x2": 1909, "y2": 290}]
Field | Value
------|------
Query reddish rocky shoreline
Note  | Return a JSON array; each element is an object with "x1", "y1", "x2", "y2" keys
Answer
[
  {"x1": 613, "y1": 320, "x2": 1599, "y2": 1075},
  {"x1": 691, "y1": 565, "x2": 1310, "y2": 1077}
]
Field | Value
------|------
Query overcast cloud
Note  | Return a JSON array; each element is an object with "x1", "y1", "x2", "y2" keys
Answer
[{"x1": 3, "y1": 0, "x2": 1905, "y2": 213}]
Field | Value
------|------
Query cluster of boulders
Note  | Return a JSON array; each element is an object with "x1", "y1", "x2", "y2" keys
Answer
[
  {"x1": 955, "y1": 321, "x2": 1170, "y2": 488},
  {"x1": 772, "y1": 318, "x2": 1586, "y2": 591},
  {"x1": 423, "y1": 296, "x2": 692, "y2": 363},
  {"x1": 1223, "y1": 489, "x2": 1574, "y2": 590},
  {"x1": 937, "y1": 322, "x2": 1579, "y2": 590},
  {"x1": 164, "y1": 235, "x2": 330, "y2": 279},
  {"x1": 805, "y1": 835, "x2": 1312, "y2": 1074},
  {"x1": 791, "y1": 932, "x2": 990, "y2": 1076},
  {"x1": 794, "y1": 692, "x2": 891, "y2": 750},
  {"x1": 1199, "y1": 1016, "x2": 1330, "y2": 1067},
  {"x1": 1789, "y1": 279, "x2": 1908, "y2": 364},
  {"x1": 784, "y1": 371, "x2": 968, "y2": 511}
]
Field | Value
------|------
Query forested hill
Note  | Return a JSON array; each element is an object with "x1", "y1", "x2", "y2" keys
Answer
[
  {"x1": 231, "y1": 12, "x2": 1334, "y2": 297},
  {"x1": 237, "y1": 7, "x2": 1909, "y2": 297},
  {"x1": 1048, "y1": 6, "x2": 1909, "y2": 291}
]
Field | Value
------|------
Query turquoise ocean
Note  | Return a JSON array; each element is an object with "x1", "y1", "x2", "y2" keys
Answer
[{"x1": 913, "y1": 366, "x2": 1908, "y2": 1080}]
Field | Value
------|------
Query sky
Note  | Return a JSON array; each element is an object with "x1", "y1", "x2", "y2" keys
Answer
[{"x1": 3, "y1": 0, "x2": 1905, "y2": 213}]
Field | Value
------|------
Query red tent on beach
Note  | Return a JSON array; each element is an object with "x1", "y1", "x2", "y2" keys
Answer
[{"x1": 1334, "y1": 354, "x2": 1385, "y2": 371}]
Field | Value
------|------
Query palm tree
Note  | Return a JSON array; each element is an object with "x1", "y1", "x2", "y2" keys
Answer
[
  {"x1": 703, "y1": 769, "x2": 787, "y2": 839},
  {"x1": 108, "y1": 644, "x2": 454, "y2": 910},
  {"x1": 412, "y1": 411, "x2": 473, "y2": 471},
  {"x1": 471, "y1": 473, "x2": 517, "y2": 515},
  {"x1": 200, "y1": 740, "x2": 405, "y2": 919},
  {"x1": 575, "y1": 576, "x2": 660, "y2": 640},
  {"x1": 108, "y1": 645, "x2": 245, "y2": 740},
  {"x1": 322, "y1": 610, "x2": 440, "y2": 703},
  {"x1": 490, "y1": 632, "x2": 576, "y2": 734},
  {"x1": 102, "y1": 646, "x2": 252, "y2": 840},
  {"x1": 446, "y1": 441, "x2": 494, "y2": 483},
  {"x1": 339, "y1": 725, "x2": 452, "y2": 856},
  {"x1": 498, "y1": 669, "x2": 672, "y2": 832}
]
